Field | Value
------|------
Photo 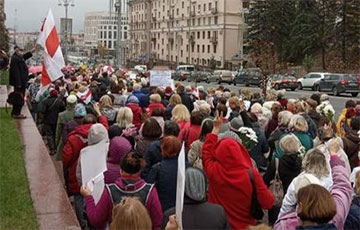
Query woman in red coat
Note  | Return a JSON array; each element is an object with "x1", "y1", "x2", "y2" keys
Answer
[{"x1": 202, "y1": 113, "x2": 274, "y2": 229}]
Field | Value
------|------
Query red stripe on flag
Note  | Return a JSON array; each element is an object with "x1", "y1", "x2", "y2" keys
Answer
[
  {"x1": 41, "y1": 64, "x2": 51, "y2": 86},
  {"x1": 45, "y1": 27, "x2": 60, "y2": 58}
]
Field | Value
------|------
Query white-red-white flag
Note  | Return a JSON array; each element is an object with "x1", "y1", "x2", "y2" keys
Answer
[{"x1": 37, "y1": 9, "x2": 65, "y2": 87}]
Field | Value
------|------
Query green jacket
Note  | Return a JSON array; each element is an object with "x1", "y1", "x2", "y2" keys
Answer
[
  {"x1": 274, "y1": 131, "x2": 313, "y2": 158},
  {"x1": 55, "y1": 107, "x2": 75, "y2": 161}
]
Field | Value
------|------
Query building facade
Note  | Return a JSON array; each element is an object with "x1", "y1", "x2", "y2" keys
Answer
[
  {"x1": 84, "y1": 8, "x2": 129, "y2": 58},
  {"x1": 128, "y1": 0, "x2": 248, "y2": 69}
]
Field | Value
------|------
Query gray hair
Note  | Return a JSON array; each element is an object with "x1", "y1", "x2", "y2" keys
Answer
[
  {"x1": 133, "y1": 83, "x2": 141, "y2": 91},
  {"x1": 278, "y1": 111, "x2": 293, "y2": 126},
  {"x1": 302, "y1": 148, "x2": 330, "y2": 178},
  {"x1": 116, "y1": 107, "x2": 134, "y2": 128},
  {"x1": 279, "y1": 134, "x2": 301, "y2": 155},
  {"x1": 289, "y1": 114, "x2": 308, "y2": 132}
]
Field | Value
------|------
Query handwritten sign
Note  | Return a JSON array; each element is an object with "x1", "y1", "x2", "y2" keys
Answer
[{"x1": 150, "y1": 71, "x2": 174, "y2": 88}]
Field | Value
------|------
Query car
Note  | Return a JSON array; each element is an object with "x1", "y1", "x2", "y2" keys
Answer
[
  {"x1": 244, "y1": 68, "x2": 262, "y2": 86},
  {"x1": 234, "y1": 70, "x2": 247, "y2": 85},
  {"x1": 191, "y1": 71, "x2": 212, "y2": 82},
  {"x1": 297, "y1": 72, "x2": 329, "y2": 91},
  {"x1": 208, "y1": 70, "x2": 234, "y2": 84},
  {"x1": 175, "y1": 65, "x2": 195, "y2": 81},
  {"x1": 270, "y1": 74, "x2": 298, "y2": 91},
  {"x1": 318, "y1": 73, "x2": 360, "y2": 97}
]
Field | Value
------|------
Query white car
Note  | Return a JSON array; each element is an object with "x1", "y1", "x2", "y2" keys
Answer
[{"x1": 297, "y1": 72, "x2": 329, "y2": 91}]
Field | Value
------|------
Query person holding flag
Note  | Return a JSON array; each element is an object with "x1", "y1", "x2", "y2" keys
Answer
[{"x1": 9, "y1": 45, "x2": 36, "y2": 119}]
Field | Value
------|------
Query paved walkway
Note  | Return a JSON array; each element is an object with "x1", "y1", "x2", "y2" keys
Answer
[{"x1": 0, "y1": 85, "x2": 80, "y2": 230}]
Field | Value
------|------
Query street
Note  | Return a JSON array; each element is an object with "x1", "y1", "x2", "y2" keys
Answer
[{"x1": 182, "y1": 81, "x2": 359, "y2": 117}]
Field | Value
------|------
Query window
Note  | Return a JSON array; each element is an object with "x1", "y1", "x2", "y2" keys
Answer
[
  {"x1": 182, "y1": 1, "x2": 184, "y2": 8},
  {"x1": 162, "y1": 38, "x2": 164, "y2": 45},
  {"x1": 208, "y1": 31, "x2": 211, "y2": 38},
  {"x1": 186, "y1": 44, "x2": 189, "y2": 52},
  {"x1": 191, "y1": 45, "x2": 194, "y2": 52},
  {"x1": 124, "y1": 32, "x2": 127, "y2": 39},
  {"x1": 208, "y1": 17, "x2": 211, "y2": 25},
  {"x1": 177, "y1": 8, "x2": 179, "y2": 15},
  {"x1": 181, "y1": 50, "x2": 183, "y2": 57},
  {"x1": 310, "y1": 74, "x2": 321, "y2": 79},
  {"x1": 198, "y1": 4, "x2": 201, "y2": 10},
  {"x1": 104, "y1": 31, "x2": 107, "y2": 39},
  {"x1": 203, "y1": 31, "x2": 205, "y2": 39},
  {"x1": 198, "y1": 18, "x2": 201, "y2": 25},
  {"x1": 202, "y1": 45, "x2": 205, "y2": 53},
  {"x1": 204, "y1": 4, "x2": 206, "y2": 12},
  {"x1": 197, "y1": 45, "x2": 200, "y2": 52},
  {"x1": 213, "y1": 44, "x2": 217, "y2": 53},
  {"x1": 162, "y1": 49, "x2": 164, "y2": 55},
  {"x1": 208, "y1": 45, "x2": 210, "y2": 53},
  {"x1": 330, "y1": 75, "x2": 340, "y2": 81},
  {"x1": 197, "y1": 31, "x2": 200, "y2": 39},
  {"x1": 209, "y1": 3, "x2": 212, "y2": 9},
  {"x1": 214, "y1": 16, "x2": 218, "y2": 24},
  {"x1": 108, "y1": 41, "x2": 112, "y2": 49},
  {"x1": 109, "y1": 31, "x2": 112, "y2": 39}
]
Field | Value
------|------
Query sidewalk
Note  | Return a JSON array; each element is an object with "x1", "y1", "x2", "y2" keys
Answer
[{"x1": 0, "y1": 85, "x2": 80, "y2": 230}]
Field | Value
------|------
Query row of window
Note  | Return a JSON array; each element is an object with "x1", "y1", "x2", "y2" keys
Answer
[
  {"x1": 99, "y1": 26, "x2": 128, "y2": 30},
  {"x1": 99, "y1": 31, "x2": 128, "y2": 40},
  {"x1": 154, "y1": 43, "x2": 217, "y2": 56},
  {"x1": 153, "y1": 1, "x2": 218, "y2": 15}
]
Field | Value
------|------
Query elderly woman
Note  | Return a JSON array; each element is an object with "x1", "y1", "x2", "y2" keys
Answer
[
  {"x1": 250, "y1": 103, "x2": 269, "y2": 133},
  {"x1": 268, "y1": 111, "x2": 293, "y2": 152},
  {"x1": 135, "y1": 118, "x2": 162, "y2": 156},
  {"x1": 280, "y1": 148, "x2": 334, "y2": 216},
  {"x1": 146, "y1": 136, "x2": 188, "y2": 212},
  {"x1": 180, "y1": 111, "x2": 207, "y2": 152},
  {"x1": 275, "y1": 142, "x2": 352, "y2": 230},
  {"x1": 344, "y1": 169, "x2": 360, "y2": 229},
  {"x1": 165, "y1": 94, "x2": 182, "y2": 120},
  {"x1": 265, "y1": 102, "x2": 283, "y2": 138},
  {"x1": 126, "y1": 94, "x2": 142, "y2": 129},
  {"x1": 171, "y1": 104, "x2": 191, "y2": 133},
  {"x1": 99, "y1": 95, "x2": 118, "y2": 125},
  {"x1": 275, "y1": 115, "x2": 313, "y2": 158},
  {"x1": 202, "y1": 114, "x2": 274, "y2": 229},
  {"x1": 263, "y1": 134, "x2": 302, "y2": 225},
  {"x1": 294, "y1": 100, "x2": 317, "y2": 139},
  {"x1": 147, "y1": 93, "x2": 165, "y2": 116}
]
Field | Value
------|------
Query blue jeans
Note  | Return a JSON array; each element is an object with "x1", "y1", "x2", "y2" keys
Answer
[{"x1": 74, "y1": 195, "x2": 87, "y2": 229}]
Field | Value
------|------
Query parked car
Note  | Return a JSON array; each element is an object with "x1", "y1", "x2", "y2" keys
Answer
[
  {"x1": 234, "y1": 70, "x2": 247, "y2": 85},
  {"x1": 175, "y1": 65, "x2": 195, "y2": 81},
  {"x1": 245, "y1": 68, "x2": 262, "y2": 86},
  {"x1": 297, "y1": 72, "x2": 329, "y2": 91},
  {"x1": 191, "y1": 71, "x2": 212, "y2": 82},
  {"x1": 269, "y1": 74, "x2": 298, "y2": 91},
  {"x1": 208, "y1": 70, "x2": 234, "y2": 84},
  {"x1": 318, "y1": 73, "x2": 360, "y2": 97}
]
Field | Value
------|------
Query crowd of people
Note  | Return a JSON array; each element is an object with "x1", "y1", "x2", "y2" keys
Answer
[{"x1": 13, "y1": 62, "x2": 360, "y2": 229}]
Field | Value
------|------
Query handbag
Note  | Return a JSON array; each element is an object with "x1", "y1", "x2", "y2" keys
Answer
[
  {"x1": 269, "y1": 158, "x2": 284, "y2": 207},
  {"x1": 248, "y1": 168, "x2": 264, "y2": 220},
  {"x1": 7, "y1": 91, "x2": 24, "y2": 106}
]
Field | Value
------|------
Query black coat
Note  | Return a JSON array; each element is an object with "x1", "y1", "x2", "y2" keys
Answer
[
  {"x1": 179, "y1": 93, "x2": 194, "y2": 113},
  {"x1": 250, "y1": 122, "x2": 269, "y2": 170},
  {"x1": 9, "y1": 52, "x2": 32, "y2": 88},
  {"x1": 42, "y1": 96, "x2": 66, "y2": 125},
  {"x1": 142, "y1": 140, "x2": 162, "y2": 179},
  {"x1": 162, "y1": 198, "x2": 230, "y2": 230},
  {"x1": 263, "y1": 153, "x2": 302, "y2": 193}
]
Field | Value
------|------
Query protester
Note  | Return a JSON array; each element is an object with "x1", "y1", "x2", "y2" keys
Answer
[
  {"x1": 147, "y1": 94, "x2": 165, "y2": 115},
  {"x1": 42, "y1": 89, "x2": 66, "y2": 155},
  {"x1": 55, "y1": 95, "x2": 77, "y2": 160},
  {"x1": 180, "y1": 111, "x2": 207, "y2": 152},
  {"x1": 188, "y1": 119, "x2": 213, "y2": 169},
  {"x1": 336, "y1": 100, "x2": 356, "y2": 137},
  {"x1": 162, "y1": 167, "x2": 230, "y2": 229},
  {"x1": 135, "y1": 118, "x2": 162, "y2": 156},
  {"x1": 146, "y1": 136, "x2": 188, "y2": 212},
  {"x1": 251, "y1": 103, "x2": 269, "y2": 133},
  {"x1": 171, "y1": 104, "x2": 191, "y2": 133},
  {"x1": 9, "y1": 46, "x2": 36, "y2": 119},
  {"x1": 81, "y1": 151, "x2": 162, "y2": 230},
  {"x1": 202, "y1": 113, "x2": 274, "y2": 229},
  {"x1": 265, "y1": 102, "x2": 283, "y2": 138},
  {"x1": 104, "y1": 136, "x2": 132, "y2": 184},
  {"x1": 177, "y1": 85, "x2": 194, "y2": 113},
  {"x1": 294, "y1": 100, "x2": 317, "y2": 139},
  {"x1": 341, "y1": 116, "x2": 360, "y2": 169},
  {"x1": 99, "y1": 95, "x2": 117, "y2": 125},
  {"x1": 344, "y1": 169, "x2": 360, "y2": 229},
  {"x1": 165, "y1": 94, "x2": 182, "y2": 120},
  {"x1": 126, "y1": 94, "x2": 142, "y2": 129}
]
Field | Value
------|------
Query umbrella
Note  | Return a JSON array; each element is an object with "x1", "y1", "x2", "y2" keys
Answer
[{"x1": 28, "y1": 66, "x2": 42, "y2": 75}]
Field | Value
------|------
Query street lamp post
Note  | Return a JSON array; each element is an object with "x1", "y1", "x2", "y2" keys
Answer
[
  {"x1": 58, "y1": 0, "x2": 75, "y2": 64},
  {"x1": 115, "y1": 0, "x2": 122, "y2": 67}
]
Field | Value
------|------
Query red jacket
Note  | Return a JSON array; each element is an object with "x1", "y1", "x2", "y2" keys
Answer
[
  {"x1": 147, "y1": 103, "x2": 165, "y2": 116},
  {"x1": 127, "y1": 103, "x2": 142, "y2": 129},
  {"x1": 62, "y1": 115, "x2": 109, "y2": 194},
  {"x1": 180, "y1": 124, "x2": 201, "y2": 152},
  {"x1": 202, "y1": 134, "x2": 274, "y2": 229}
]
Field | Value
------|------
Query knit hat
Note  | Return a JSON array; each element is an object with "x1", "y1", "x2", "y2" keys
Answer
[
  {"x1": 107, "y1": 136, "x2": 132, "y2": 164},
  {"x1": 74, "y1": 103, "x2": 87, "y2": 118},
  {"x1": 66, "y1": 95, "x2": 77, "y2": 104},
  {"x1": 165, "y1": 86, "x2": 173, "y2": 96},
  {"x1": 184, "y1": 167, "x2": 207, "y2": 202},
  {"x1": 294, "y1": 173, "x2": 322, "y2": 195},
  {"x1": 126, "y1": 94, "x2": 139, "y2": 104},
  {"x1": 229, "y1": 117, "x2": 244, "y2": 131},
  {"x1": 88, "y1": 124, "x2": 109, "y2": 145}
]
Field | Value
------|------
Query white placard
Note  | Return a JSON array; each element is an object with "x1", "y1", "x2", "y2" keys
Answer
[
  {"x1": 150, "y1": 70, "x2": 174, "y2": 88},
  {"x1": 80, "y1": 141, "x2": 109, "y2": 204},
  {"x1": 175, "y1": 142, "x2": 186, "y2": 230}
]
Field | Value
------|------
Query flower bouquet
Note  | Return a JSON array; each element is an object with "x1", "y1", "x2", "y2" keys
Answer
[
  {"x1": 318, "y1": 102, "x2": 335, "y2": 122},
  {"x1": 237, "y1": 127, "x2": 258, "y2": 152}
]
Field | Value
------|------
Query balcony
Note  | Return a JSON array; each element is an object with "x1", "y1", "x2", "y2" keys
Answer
[
  {"x1": 210, "y1": 36, "x2": 218, "y2": 45},
  {"x1": 211, "y1": 7, "x2": 218, "y2": 14}
]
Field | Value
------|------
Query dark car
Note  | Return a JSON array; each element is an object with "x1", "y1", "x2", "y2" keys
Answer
[
  {"x1": 190, "y1": 71, "x2": 212, "y2": 82},
  {"x1": 234, "y1": 70, "x2": 247, "y2": 85},
  {"x1": 318, "y1": 74, "x2": 360, "y2": 97},
  {"x1": 270, "y1": 74, "x2": 298, "y2": 91},
  {"x1": 245, "y1": 68, "x2": 262, "y2": 86}
]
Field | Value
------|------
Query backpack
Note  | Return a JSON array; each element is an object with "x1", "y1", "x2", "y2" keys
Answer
[
  {"x1": 269, "y1": 158, "x2": 284, "y2": 207},
  {"x1": 107, "y1": 182, "x2": 154, "y2": 206}
]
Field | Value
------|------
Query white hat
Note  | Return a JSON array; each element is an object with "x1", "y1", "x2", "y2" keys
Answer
[{"x1": 66, "y1": 95, "x2": 77, "y2": 104}]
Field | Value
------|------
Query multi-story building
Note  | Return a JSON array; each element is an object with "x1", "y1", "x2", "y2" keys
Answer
[
  {"x1": 128, "y1": 0, "x2": 247, "y2": 69},
  {"x1": 84, "y1": 5, "x2": 129, "y2": 60},
  {"x1": 0, "y1": 0, "x2": 5, "y2": 21}
]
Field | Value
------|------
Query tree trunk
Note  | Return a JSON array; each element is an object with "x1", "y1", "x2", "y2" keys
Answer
[{"x1": 322, "y1": 45, "x2": 326, "y2": 70}]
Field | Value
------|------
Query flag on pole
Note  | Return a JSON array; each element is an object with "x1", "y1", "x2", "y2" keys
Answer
[
  {"x1": 175, "y1": 142, "x2": 186, "y2": 230},
  {"x1": 37, "y1": 9, "x2": 65, "y2": 87}
]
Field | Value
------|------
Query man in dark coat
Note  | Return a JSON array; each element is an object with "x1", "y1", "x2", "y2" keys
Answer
[{"x1": 9, "y1": 46, "x2": 35, "y2": 118}]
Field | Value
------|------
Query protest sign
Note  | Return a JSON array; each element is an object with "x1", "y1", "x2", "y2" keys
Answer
[
  {"x1": 175, "y1": 142, "x2": 186, "y2": 230},
  {"x1": 150, "y1": 70, "x2": 174, "y2": 88}
]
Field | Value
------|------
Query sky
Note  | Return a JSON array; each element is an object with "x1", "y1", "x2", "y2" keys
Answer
[{"x1": 5, "y1": 0, "x2": 110, "y2": 33}]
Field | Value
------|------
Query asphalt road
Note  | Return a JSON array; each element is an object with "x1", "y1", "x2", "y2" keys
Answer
[{"x1": 181, "y1": 81, "x2": 360, "y2": 118}]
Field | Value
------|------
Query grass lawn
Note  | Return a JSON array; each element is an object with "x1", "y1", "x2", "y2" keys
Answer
[
  {"x1": 0, "y1": 109, "x2": 38, "y2": 230},
  {"x1": 0, "y1": 70, "x2": 9, "y2": 86}
]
